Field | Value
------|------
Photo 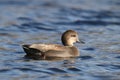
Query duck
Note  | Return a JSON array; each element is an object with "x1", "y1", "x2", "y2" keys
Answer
[{"x1": 22, "y1": 30, "x2": 84, "y2": 60}]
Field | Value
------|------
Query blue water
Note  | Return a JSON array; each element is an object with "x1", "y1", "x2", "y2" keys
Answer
[{"x1": 0, "y1": 0, "x2": 120, "y2": 80}]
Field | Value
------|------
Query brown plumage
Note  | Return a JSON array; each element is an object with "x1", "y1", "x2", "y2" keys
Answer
[{"x1": 22, "y1": 30, "x2": 84, "y2": 60}]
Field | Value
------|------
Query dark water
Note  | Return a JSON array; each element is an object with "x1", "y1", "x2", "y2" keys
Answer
[{"x1": 0, "y1": 0, "x2": 120, "y2": 80}]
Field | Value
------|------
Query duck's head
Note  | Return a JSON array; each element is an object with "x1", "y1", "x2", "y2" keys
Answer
[{"x1": 61, "y1": 30, "x2": 84, "y2": 46}]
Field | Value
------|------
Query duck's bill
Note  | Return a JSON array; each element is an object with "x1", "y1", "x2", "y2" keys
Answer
[{"x1": 76, "y1": 40, "x2": 85, "y2": 44}]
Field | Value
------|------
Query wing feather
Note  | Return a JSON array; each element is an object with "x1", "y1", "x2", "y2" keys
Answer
[{"x1": 30, "y1": 44, "x2": 67, "y2": 52}]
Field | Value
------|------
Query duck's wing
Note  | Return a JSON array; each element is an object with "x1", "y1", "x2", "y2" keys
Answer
[{"x1": 22, "y1": 44, "x2": 67, "y2": 52}]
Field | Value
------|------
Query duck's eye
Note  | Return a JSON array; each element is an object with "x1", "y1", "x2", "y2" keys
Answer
[{"x1": 71, "y1": 35, "x2": 76, "y2": 37}]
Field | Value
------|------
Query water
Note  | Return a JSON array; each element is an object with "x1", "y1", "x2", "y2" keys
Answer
[{"x1": 0, "y1": 0, "x2": 120, "y2": 80}]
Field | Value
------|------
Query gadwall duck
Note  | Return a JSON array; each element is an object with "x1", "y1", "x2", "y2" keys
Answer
[{"x1": 22, "y1": 30, "x2": 84, "y2": 59}]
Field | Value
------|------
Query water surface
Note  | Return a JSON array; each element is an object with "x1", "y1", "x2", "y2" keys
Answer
[{"x1": 0, "y1": 0, "x2": 120, "y2": 80}]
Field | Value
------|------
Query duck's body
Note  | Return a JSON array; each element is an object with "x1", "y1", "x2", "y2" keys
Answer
[{"x1": 22, "y1": 30, "x2": 84, "y2": 60}]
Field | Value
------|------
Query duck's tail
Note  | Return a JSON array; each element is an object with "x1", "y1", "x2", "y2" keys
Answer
[
  {"x1": 22, "y1": 44, "x2": 31, "y2": 53},
  {"x1": 22, "y1": 44, "x2": 44, "y2": 59}
]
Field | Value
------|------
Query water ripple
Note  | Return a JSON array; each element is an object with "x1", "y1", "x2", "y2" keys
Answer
[
  {"x1": 0, "y1": 0, "x2": 120, "y2": 80},
  {"x1": 80, "y1": 56, "x2": 93, "y2": 60},
  {"x1": 67, "y1": 67, "x2": 81, "y2": 72},
  {"x1": 52, "y1": 20, "x2": 120, "y2": 26},
  {"x1": 47, "y1": 68, "x2": 67, "y2": 73}
]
